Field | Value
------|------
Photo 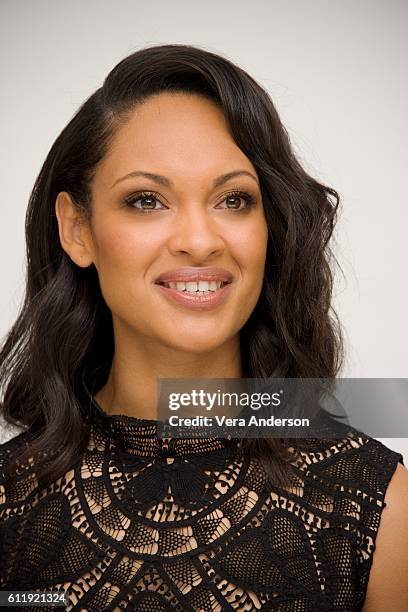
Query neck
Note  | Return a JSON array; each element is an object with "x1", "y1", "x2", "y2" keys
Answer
[{"x1": 93, "y1": 331, "x2": 242, "y2": 420}]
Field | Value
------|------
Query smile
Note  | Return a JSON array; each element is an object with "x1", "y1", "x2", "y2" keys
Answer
[
  {"x1": 157, "y1": 280, "x2": 227, "y2": 293},
  {"x1": 154, "y1": 280, "x2": 232, "y2": 310}
]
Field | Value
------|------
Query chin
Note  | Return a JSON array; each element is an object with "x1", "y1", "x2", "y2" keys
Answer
[{"x1": 165, "y1": 334, "x2": 230, "y2": 355}]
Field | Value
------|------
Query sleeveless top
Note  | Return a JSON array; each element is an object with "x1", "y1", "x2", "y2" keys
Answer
[{"x1": 0, "y1": 365, "x2": 404, "y2": 612}]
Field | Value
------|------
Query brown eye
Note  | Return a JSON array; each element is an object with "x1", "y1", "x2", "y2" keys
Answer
[
  {"x1": 226, "y1": 195, "x2": 245, "y2": 209},
  {"x1": 123, "y1": 191, "x2": 166, "y2": 214},
  {"x1": 138, "y1": 195, "x2": 157, "y2": 209},
  {"x1": 217, "y1": 191, "x2": 257, "y2": 212}
]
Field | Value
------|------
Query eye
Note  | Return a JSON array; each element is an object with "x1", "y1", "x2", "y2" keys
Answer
[
  {"x1": 122, "y1": 189, "x2": 257, "y2": 214},
  {"x1": 216, "y1": 190, "x2": 257, "y2": 212},
  {"x1": 123, "y1": 191, "x2": 165, "y2": 214}
]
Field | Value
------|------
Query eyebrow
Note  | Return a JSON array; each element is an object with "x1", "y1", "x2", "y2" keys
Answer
[{"x1": 110, "y1": 169, "x2": 259, "y2": 189}]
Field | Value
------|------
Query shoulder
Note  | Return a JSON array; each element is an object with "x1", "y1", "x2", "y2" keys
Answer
[
  {"x1": 0, "y1": 423, "x2": 38, "y2": 507},
  {"x1": 290, "y1": 431, "x2": 406, "y2": 607},
  {"x1": 362, "y1": 460, "x2": 408, "y2": 610},
  {"x1": 0, "y1": 420, "x2": 30, "y2": 473},
  {"x1": 291, "y1": 428, "x2": 403, "y2": 484},
  {"x1": 0, "y1": 413, "x2": 27, "y2": 446}
]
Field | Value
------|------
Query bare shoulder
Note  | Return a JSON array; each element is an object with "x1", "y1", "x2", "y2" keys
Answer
[{"x1": 362, "y1": 461, "x2": 408, "y2": 611}]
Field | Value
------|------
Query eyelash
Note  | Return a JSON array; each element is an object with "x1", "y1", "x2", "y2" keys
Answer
[{"x1": 123, "y1": 190, "x2": 257, "y2": 215}]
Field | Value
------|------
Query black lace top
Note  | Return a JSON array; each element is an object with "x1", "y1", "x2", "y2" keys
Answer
[{"x1": 0, "y1": 367, "x2": 404, "y2": 611}]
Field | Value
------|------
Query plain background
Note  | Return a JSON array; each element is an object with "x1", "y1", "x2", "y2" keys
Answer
[{"x1": 0, "y1": 0, "x2": 407, "y2": 458}]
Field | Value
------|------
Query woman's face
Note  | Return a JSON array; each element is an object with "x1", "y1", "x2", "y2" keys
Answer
[{"x1": 76, "y1": 92, "x2": 268, "y2": 354}]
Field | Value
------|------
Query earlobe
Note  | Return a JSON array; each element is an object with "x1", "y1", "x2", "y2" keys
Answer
[{"x1": 55, "y1": 191, "x2": 94, "y2": 268}]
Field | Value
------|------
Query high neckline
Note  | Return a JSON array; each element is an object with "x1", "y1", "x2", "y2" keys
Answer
[{"x1": 79, "y1": 361, "x2": 235, "y2": 457}]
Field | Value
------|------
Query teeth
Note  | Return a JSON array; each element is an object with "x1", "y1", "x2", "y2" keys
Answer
[{"x1": 165, "y1": 280, "x2": 223, "y2": 291}]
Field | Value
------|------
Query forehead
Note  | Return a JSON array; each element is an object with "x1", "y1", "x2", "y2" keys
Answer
[{"x1": 96, "y1": 93, "x2": 257, "y2": 186}]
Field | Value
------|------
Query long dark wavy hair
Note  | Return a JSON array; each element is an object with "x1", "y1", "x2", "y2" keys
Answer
[{"x1": 0, "y1": 43, "x2": 344, "y2": 491}]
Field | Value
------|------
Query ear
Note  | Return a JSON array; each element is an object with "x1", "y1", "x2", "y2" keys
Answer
[{"x1": 55, "y1": 192, "x2": 95, "y2": 267}]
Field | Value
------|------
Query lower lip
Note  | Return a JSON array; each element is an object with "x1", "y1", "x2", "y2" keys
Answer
[{"x1": 154, "y1": 283, "x2": 232, "y2": 310}]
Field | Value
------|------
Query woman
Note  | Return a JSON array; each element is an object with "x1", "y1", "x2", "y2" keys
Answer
[{"x1": 0, "y1": 44, "x2": 407, "y2": 611}]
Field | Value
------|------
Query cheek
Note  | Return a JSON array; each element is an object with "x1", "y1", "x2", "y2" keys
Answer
[
  {"x1": 91, "y1": 221, "x2": 159, "y2": 293},
  {"x1": 94, "y1": 219, "x2": 154, "y2": 262},
  {"x1": 231, "y1": 219, "x2": 268, "y2": 274}
]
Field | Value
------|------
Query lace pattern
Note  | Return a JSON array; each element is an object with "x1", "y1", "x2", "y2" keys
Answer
[{"x1": 0, "y1": 367, "x2": 404, "y2": 611}]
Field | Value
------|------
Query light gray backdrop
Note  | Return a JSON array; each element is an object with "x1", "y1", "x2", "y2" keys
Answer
[{"x1": 0, "y1": 0, "x2": 407, "y2": 458}]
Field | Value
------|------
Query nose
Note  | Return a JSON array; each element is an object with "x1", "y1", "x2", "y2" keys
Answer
[{"x1": 167, "y1": 206, "x2": 225, "y2": 259}]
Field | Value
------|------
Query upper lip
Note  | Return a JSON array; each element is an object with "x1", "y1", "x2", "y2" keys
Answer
[{"x1": 155, "y1": 267, "x2": 233, "y2": 284}]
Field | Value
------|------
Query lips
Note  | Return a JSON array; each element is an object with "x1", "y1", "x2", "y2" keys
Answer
[{"x1": 154, "y1": 267, "x2": 233, "y2": 285}]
